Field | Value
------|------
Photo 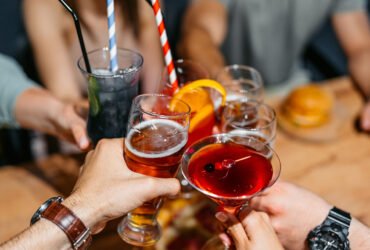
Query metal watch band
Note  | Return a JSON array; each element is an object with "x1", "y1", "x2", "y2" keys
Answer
[
  {"x1": 41, "y1": 201, "x2": 92, "y2": 250},
  {"x1": 328, "y1": 207, "x2": 351, "y2": 235}
]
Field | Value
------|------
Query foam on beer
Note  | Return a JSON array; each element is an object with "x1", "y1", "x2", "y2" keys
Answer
[{"x1": 125, "y1": 119, "x2": 187, "y2": 159}]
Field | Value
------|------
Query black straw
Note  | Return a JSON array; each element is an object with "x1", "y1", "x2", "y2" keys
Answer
[{"x1": 58, "y1": 0, "x2": 92, "y2": 73}]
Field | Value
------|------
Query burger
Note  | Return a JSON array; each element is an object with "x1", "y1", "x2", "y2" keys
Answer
[{"x1": 282, "y1": 84, "x2": 334, "y2": 127}]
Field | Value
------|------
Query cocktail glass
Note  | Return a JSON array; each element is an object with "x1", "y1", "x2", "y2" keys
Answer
[
  {"x1": 181, "y1": 133, "x2": 281, "y2": 248},
  {"x1": 117, "y1": 94, "x2": 190, "y2": 246},
  {"x1": 78, "y1": 47, "x2": 143, "y2": 146},
  {"x1": 216, "y1": 64, "x2": 264, "y2": 103},
  {"x1": 221, "y1": 100, "x2": 277, "y2": 150}
]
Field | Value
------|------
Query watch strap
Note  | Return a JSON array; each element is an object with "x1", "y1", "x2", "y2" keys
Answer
[
  {"x1": 41, "y1": 201, "x2": 92, "y2": 249},
  {"x1": 328, "y1": 207, "x2": 351, "y2": 235}
]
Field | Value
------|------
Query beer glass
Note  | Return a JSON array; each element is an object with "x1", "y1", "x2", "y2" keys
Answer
[{"x1": 117, "y1": 94, "x2": 190, "y2": 246}]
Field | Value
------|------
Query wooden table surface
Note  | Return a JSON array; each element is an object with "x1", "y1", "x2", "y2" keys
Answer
[{"x1": 0, "y1": 77, "x2": 369, "y2": 247}]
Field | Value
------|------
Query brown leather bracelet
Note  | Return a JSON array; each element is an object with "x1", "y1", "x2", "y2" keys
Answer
[{"x1": 32, "y1": 197, "x2": 92, "y2": 250}]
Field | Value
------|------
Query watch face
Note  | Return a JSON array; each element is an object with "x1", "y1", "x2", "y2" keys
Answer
[{"x1": 309, "y1": 230, "x2": 348, "y2": 250}]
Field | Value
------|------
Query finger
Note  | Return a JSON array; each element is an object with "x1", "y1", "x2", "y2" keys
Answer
[
  {"x1": 215, "y1": 212, "x2": 250, "y2": 249},
  {"x1": 241, "y1": 211, "x2": 271, "y2": 241},
  {"x1": 360, "y1": 103, "x2": 370, "y2": 131},
  {"x1": 140, "y1": 178, "x2": 181, "y2": 199},
  {"x1": 71, "y1": 124, "x2": 90, "y2": 150}
]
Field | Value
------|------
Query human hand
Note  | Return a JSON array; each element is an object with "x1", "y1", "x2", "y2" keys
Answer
[
  {"x1": 249, "y1": 181, "x2": 332, "y2": 250},
  {"x1": 52, "y1": 101, "x2": 90, "y2": 150},
  {"x1": 215, "y1": 210, "x2": 283, "y2": 250},
  {"x1": 360, "y1": 100, "x2": 370, "y2": 131},
  {"x1": 63, "y1": 139, "x2": 180, "y2": 233}
]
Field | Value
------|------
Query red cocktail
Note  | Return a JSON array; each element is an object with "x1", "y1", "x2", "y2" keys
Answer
[{"x1": 182, "y1": 134, "x2": 280, "y2": 214}]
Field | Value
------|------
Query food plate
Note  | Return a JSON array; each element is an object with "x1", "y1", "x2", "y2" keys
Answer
[{"x1": 277, "y1": 99, "x2": 349, "y2": 143}]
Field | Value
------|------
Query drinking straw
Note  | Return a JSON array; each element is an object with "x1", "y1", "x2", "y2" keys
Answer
[
  {"x1": 106, "y1": 0, "x2": 119, "y2": 72},
  {"x1": 58, "y1": 0, "x2": 92, "y2": 74},
  {"x1": 146, "y1": 0, "x2": 179, "y2": 94}
]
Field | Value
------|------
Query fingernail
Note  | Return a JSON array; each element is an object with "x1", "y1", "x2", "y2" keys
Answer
[
  {"x1": 79, "y1": 137, "x2": 89, "y2": 148},
  {"x1": 215, "y1": 212, "x2": 228, "y2": 223}
]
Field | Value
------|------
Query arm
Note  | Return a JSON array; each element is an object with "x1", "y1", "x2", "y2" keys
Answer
[
  {"x1": 23, "y1": 0, "x2": 82, "y2": 102},
  {"x1": 332, "y1": 11, "x2": 370, "y2": 131},
  {"x1": 250, "y1": 181, "x2": 370, "y2": 250},
  {"x1": 138, "y1": 2, "x2": 165, "y2": 93},
  {"x1": 0, "y1": 139, "x2": 180, "y2": 249},
  {"x1": 177, "y1": 0, "x2": 227, "y2": 78}
]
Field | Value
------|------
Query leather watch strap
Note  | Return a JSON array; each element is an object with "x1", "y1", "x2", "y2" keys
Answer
[{"x1": 42, "y1": 202, "x2": 92, "y2": 250}]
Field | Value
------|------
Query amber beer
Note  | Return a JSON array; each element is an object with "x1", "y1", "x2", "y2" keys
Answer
[{"x1": 124, "y1": 119, "x2": 188, "y2": 228}]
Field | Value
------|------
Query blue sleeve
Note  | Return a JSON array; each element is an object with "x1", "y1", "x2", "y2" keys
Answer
[
  {"x1": 332, "y1": 0, "x2": 366, "y2": 13},
  {"x1": 0, "y1": 54, "x2": 38, "y2": 128}
]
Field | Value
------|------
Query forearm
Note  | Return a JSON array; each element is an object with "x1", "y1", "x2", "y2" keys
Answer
[
  {"x1": 178, "y1": 28, "x2": 226, "y2": 79},
  {"x1": 348, "y1": 51, "x2": 370, "y2": 99},
  {"x1": 0, "y1": 195, "x2": 96, "y2": 250},
  {"x1": 0, "y1": 219, "x2": 70, "y2": 250},
  {"x1": 14, "y1": 88, "x2": 65, "y2": 136},
  {"x1": 349, "y1": 218, "x2": 370, "y2": 249}
]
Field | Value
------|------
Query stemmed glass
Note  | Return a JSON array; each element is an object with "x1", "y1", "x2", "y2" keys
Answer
[
  {"x1": 221, "y1": 100, "x2": 277, "y2": 149},
  {"x1": 181, "y1": 134, "x2": 281, "y2": 248},
  {"x1": 216, "y1": 64, "x2": 264, "y2": 103},
  {"x1": 117, "y1": 94, "x2": 190, "y2": 246}
]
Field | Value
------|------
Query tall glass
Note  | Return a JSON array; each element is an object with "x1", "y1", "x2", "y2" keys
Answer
[
  {"x1": 117, "y1": 94, "x2": 190, "y2": 246},
  {"x1": 216, "y1": 64, "x2": 264, "y2": 103},
  {"x1": 221, "y1": 100, "x2": 277, "y2": 149},
  {"x1": 181, "y1": 134, "x2": 281, "y2": 248},
  {"x1": 78, "y1": 47, "x2": 143, "y2": 146}
]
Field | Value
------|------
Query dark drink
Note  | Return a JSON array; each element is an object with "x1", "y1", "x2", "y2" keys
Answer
[
  {"x1": 78, "y1": 48, "x2": 143, "y2": 147},
  {"x1": 87, "y1": 69, "x2": 139, "y2": 145},
  {"x1": 188, "y1": 142, "x2": 272, "y2": 208}
]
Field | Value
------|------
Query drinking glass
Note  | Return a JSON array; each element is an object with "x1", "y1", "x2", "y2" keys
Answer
[
  {"x1": 181, "y1": 134, "x2": 281, "y2": 249},
  {"x1": 221, "y1": 100, "x2": 277, "y2": 149},
  {"x1": 117, "y1": 94, "x2": 190, "y2": 246},
  {"x1": 78, "y1": 47, "x2": 143, "y2": 146},
  {"x1": 216, "y1": 65, "x2": 264, "y2": 103}
]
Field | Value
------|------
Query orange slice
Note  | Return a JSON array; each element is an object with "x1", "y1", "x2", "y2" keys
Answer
[
  {"x1": 189, "y1": 103, "x2": 214, "y2": 133},
  {"x1": 173, "y1": 79, "x2": 227, "y2": 107}
]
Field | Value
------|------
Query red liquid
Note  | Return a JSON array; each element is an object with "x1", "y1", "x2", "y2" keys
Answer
[{"x1": 188, "y1": 143, "x2": 273, "y2": 200}]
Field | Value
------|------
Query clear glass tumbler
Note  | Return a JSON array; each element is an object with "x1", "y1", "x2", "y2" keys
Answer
[{"x1": 78, "y1": 47, "x2": 143, "y2": 146}]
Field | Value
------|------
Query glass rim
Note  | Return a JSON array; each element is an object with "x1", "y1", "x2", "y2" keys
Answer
[
  {"x1": 223, "y1": 100, "x2": 276, "y2": 130},
  {"x1": 77, "y1": 47, "x2": 144, "y2": 78},
  {"x1": 217, "y1": 64, "x2": 263, "y2": 85},
  {"x1": 134, "y1": 93, "x2": 191, "y2": 119},
  {"x1": 181, "y1": 133, "x2": 281, "y2": 201}
]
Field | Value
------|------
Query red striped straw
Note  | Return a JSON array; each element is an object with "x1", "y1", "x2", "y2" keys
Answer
[{"x1": 149, "y1": 0, "x2": 179, "y2": 94}]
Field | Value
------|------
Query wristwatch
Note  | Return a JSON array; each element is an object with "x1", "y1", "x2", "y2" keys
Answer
[
  {"x1": 307, "y1": 207, "x2": 351, "y2": 250},
  {"x1": 31, "y1": 196, "x2": 92, "y2": 250}
]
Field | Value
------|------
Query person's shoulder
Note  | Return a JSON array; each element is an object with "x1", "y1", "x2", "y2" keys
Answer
[{"x1": 23, "y1": 0, "x2": 70, "y2": 31}]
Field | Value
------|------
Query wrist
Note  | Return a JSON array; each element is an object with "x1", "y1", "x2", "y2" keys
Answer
[{"x1": 63, "y1": 194, "x2": 98, "y2": 229}]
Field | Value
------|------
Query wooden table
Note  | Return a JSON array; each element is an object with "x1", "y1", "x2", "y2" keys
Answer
[{"x1": 0, "y1": 77, "x2": 369, "y2": 248}]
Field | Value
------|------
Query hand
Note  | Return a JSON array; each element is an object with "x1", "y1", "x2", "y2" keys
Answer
[
  {"x1": 63, "y1": 138, "x2": 180, "y2": 232},
  {"x1": 360, "y1": 100, "x2": 370, "y2": 131},
  {"x1": 215, "y1": 210, "x2": 283, "y2": 250},
  {"x1": 249, "y1": 181, "x2": 332, "y2": 250},
  {"x1": 52, "y1": 101, "x2": 90, "y2": 150}
]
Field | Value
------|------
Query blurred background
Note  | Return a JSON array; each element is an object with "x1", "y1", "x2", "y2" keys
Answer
[{"x1": 0, "y1": 0, "x2": 369, "y2": 166}]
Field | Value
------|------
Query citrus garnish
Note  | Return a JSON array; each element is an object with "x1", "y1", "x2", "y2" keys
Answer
[
  {"x1": 189, "y1": 103, "x2": 214, "y2": 133},
  {"x1": 173, "y1": 79, "x2": 227, "y2": 107},
  {"x1": 88, "y1": 77, "x2": 100, "y2": 116}
]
